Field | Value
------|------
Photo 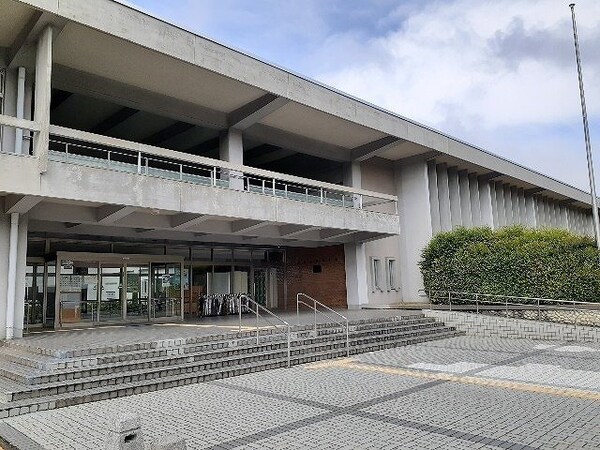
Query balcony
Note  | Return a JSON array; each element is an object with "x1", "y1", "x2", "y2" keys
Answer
[{"x1": 0, "y1": 117, "x2": 399, "y2": 245}]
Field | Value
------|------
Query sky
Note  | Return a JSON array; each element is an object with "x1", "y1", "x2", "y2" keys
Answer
[{"x1": 128, "y1": 0, "x2": 600, "y2": 192}]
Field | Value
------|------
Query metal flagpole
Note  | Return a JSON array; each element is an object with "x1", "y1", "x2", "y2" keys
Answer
[{"x1": 569, "y1": 3, "x2": 600, "y2": 249}]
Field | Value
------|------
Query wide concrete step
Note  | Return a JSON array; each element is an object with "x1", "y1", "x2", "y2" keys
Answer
[
  {"x1": 3, "y1": 314, "x2": 429, "y2": 359},
  {"x1": 0, "y1": 328, "x2": 462, "y2": 418},
  {"x1": 0, "y1": 324, "x2": 460, "y2": 397},
  {"x1": 0, "y1": 321, "x2": 450, "y2": 385},
  {"x1": 0, "y1": 316, "x2": 437, "y2": 373}
]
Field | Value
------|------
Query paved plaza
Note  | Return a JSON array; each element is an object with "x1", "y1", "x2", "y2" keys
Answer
[{"x1": 1, "y1": 336, "x2": 599, "y2": 449}]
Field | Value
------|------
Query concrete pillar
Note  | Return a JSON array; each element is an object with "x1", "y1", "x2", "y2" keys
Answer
[
  {"x1": 0, "y1": 212, "x2": 10, "y2": 338},
  {"x1": 517, "y1": 188, "x2": 526, "y2": 225},
  {"x1": 495, "y1": 183, "x2": 505, "y2": 227},
  {"x1": 525, "y1": 195, "x2": 537, "y2": 227},
  {"x1": 34, "y1": 26, "x2": 53, "y2": 172},
  {"x1": 13, "y1": 214, "x2": 27, "y2": 338},
  {"x1": 344, "y1": 162, "x2": 369, "y2": 309},
  {"x1": 344, "y1": 243, "x2": 368, "y2": 309},
  {"x1": 479, "y1": 179, "x2": 494, "y2": 228},
  {"x1": 219, "y1": 128, "x2": 244, "y2": 190},
  {"x1": 15, "y1": 67, "x2": 26, "y2": 155},
  {"x1": 503, "y1": 185, "x2": 513, "y2": 225},
  {"x1": 427, "y1": 161, "x2": 441, "y2": 234},
  {"x1": 343, "y1": 161, "x2": 362, "y2": 208},
  {"x1": 436, "y1": 164, "x2": 452, "y2": 231},
  {"x1": 458, "y1": 171, "x2": 472, "y2": 227},
  {"x1": 469, "y1": 174, "x2": 481, "y2": 226},
  {"x1": 447, "y1": 167, "x2": 462, "y2": 228},
  {"x1": 396, "y1": 160, "x2": 433, "y2": 302}
]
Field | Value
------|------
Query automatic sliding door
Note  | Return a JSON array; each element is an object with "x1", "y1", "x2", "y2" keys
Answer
[
  {"x1": 150, "y1": 263, "x2": 182, "y2": 319},
  {"x1": 100, "y1": 265, "x2": 123, "y2": 322},
  {"x1": 126, "y1": 264, "x2": 149, "y2": 321}
]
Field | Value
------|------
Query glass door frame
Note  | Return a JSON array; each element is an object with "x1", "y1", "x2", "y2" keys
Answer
[{"x1": 55, "y1": 252, "x2": 184, "y2": 329}]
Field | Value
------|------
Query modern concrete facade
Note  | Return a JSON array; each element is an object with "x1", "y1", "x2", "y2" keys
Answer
[{"x1": 0, "y1": 0, "x2": 595, "y2": 338}]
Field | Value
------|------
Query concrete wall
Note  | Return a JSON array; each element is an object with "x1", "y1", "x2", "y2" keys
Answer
[
  {"x1": 361, "y1": 159, "x2": 402, "y2": 305},
  {"x1": 425, "y1": 310, "x2": 600, "y2": 343}
]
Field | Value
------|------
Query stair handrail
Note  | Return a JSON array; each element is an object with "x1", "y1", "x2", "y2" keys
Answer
[
  {"x1": 238, "y1": 294, "x2": 291, "y2": 368},
  {"x1": 419, "y1": 289, "x2": 600, "y2": 325},
  {"x1": 296, "y1": 293, "x2": 349, "y2": 357}
]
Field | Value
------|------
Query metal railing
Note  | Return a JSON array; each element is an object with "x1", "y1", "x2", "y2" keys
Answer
[
  {"x1": 238, "y1": 294, "x2": 291, "y2": 368},
  {"x1": 420, "y1": 289, "x2": 600, "y2": 327},
  {"x1": 45, "y1": 126, "x2": 398, "y2": 215},
  {"x1": 296, "y1": 293, "x2": 349, "y2": 357}
]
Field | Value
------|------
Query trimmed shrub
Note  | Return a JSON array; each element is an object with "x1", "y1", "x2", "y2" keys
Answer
[{"x1": 419, "y1": 226, "x2": 600, "y2": 302}]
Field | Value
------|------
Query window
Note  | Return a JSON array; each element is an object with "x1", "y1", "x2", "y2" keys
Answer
[
  {"x1": 386, "y1": 258, "x2": 398, "y2": 291},
  {"x1": 371, "y1": 258, "x2": 382, "y2": 291}
]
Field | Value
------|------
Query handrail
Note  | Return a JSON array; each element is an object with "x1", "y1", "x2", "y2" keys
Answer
[
  {"x1": 238, "y1": 294, "x2": 291, "y2": 368},
  {"x1": 296, "y1": 293, "x2": 349, "y2": 357},
  {"x1": 47, "y1": 125, "x2": 398, "y2": 213},
  {"x1": 419, "y1": 289, "x2": 600, "y2": 325},
  {"x1": 49, "y1": 125, "x2": 395, "y2": 199}
]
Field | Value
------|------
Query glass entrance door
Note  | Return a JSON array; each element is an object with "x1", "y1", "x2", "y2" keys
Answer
[
  {"x1": 150, "y1": 263, "x2": 182, "y2": 319},
  {"x1": 99, "y1": 264, "x2": 123, "y2": 322},
  {"x1": 24, "y1": 264, "x2": 45, "y2": 328},
  {"x1": 126, "y1": 264, "x2": 150, "y2": 321},
  {"x1": 253, "y1": 269, "x2": 267, "y2": 306}
]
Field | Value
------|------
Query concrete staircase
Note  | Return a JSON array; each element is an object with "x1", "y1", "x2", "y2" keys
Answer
[{"x1": 0, "y1": 314, "x2": 462, "y2": 417}]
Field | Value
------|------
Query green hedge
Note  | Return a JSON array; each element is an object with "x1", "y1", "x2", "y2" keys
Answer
[{"x1": 419, "y1": 226, "x2": 600, "y2": 302}]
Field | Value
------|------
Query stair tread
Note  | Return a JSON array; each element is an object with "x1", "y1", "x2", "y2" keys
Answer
[{"x1": 0, "y1": 330, "x2": 463, "y2": 412}]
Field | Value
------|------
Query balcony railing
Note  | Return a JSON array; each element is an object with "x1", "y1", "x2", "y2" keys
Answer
[{"x1": 44, "y1": 125, "x2": 398, "y2": 214}]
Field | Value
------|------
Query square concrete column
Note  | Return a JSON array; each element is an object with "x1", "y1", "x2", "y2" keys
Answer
[
  {"x1": 343, "y1": 161, "x2": 362, "y2": 208},
  {"x1": 343, "y1": 161, "x2": 369, "y2": 309},
  {"x1": 344, "y1": 242, "x2": 368, "y2": 309},
  {"x1": 13, "y1": 214, "x2": 28, "y2": 338},
  {"x1": 396, "y1": 160, "x2": 433, "y2": 301},
  {"x1": 34, "y1": 26, "x2": 53, "y2": 172},
  {"x1": 219, "y1": 128, "x2": 244, "y2": 190},
  {"x1": 478, "y1": 179, "x2": 494, "y2": 228},
  {"x1": 0, "y1": 212, "x2": 10, "y2": 338}
]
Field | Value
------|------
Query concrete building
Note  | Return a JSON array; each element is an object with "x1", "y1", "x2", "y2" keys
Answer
[{"x1": 0, "y1": 0, "x2": 595, "y2": 338}]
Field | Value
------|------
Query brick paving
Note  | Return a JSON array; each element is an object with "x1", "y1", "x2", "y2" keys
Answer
[{"x1": 2, "y1": 336, "x2": 599, "y2": 449}]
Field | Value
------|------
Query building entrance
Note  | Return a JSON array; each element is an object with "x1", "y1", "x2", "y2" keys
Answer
[{"x1": 55, "y1": 252, "x2": 183, "y2": 329}]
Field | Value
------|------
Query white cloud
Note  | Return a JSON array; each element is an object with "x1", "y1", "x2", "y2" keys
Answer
[{"x1": 319, "y1": 0, "x2": 600, "y2": 130}]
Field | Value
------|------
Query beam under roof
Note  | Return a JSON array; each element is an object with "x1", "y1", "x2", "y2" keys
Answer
[{"x1": 227, "y1": 94, "x2": 289, "y2": 130}]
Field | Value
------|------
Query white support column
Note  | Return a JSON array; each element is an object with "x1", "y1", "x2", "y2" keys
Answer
[
  {"x1": 495, "y1": 183, "x2": 505, "y2": 227},
  {"x1": 525, "y1": 195, "x2": 537, "y2": 228},
  {"x1": 34, "y1": 26, "x2": 53, "y2": 172},
  {"x1": 15, "y1": 67, "x2": 26, "y2": 155},
  {"x1": 437, "y1": 164, "x2": 452, "y2": 231},
  {"x1": 503, "y1": 185, "x2": 513, "y2": 225},
  {"x1": 13, "y1": 214, "x2": 27, "y2": 338},
  {"x1": 517, "y1": 188, "x2": 526, "y2": 225},
  {"x1": 469, "y1": 173, "x2": 481, "y2": 226},
  {"x1": 396, "y1": 160, "x2": 433, "y2": 301},
  {"x1": 510, "y1": 186, "x2": 518, "y2": 225},
  {"x1": 343, "y1": 161, "x2": 362, "y2": 208},
  {"x1": 5, "y1": 213, "x2": 19, "y2": 340},
  {"x1": 479, "y1": 179, "x2": 494, "y2": 228},
  {"x1": 447, "y1": 167, "x2": 462, "y2": 228},
  {"x1": 344, "y1": 243, "x2": 368, "y2": 309},
  {"x1": 427, "y1": 161, "x2": 441, "y2": 234},
  {"x1": 343, "y1": 161, "x2": 369, "y2": 309},
  {"x1": 0, "y1": 213, "x2": 10, "y2": 339},
  {"x1": 219, "y1": 128, "x2": 244, "y2": 190},
  {"x1": 458, "y1": 171, "x2": 472, "y2": 227}
]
